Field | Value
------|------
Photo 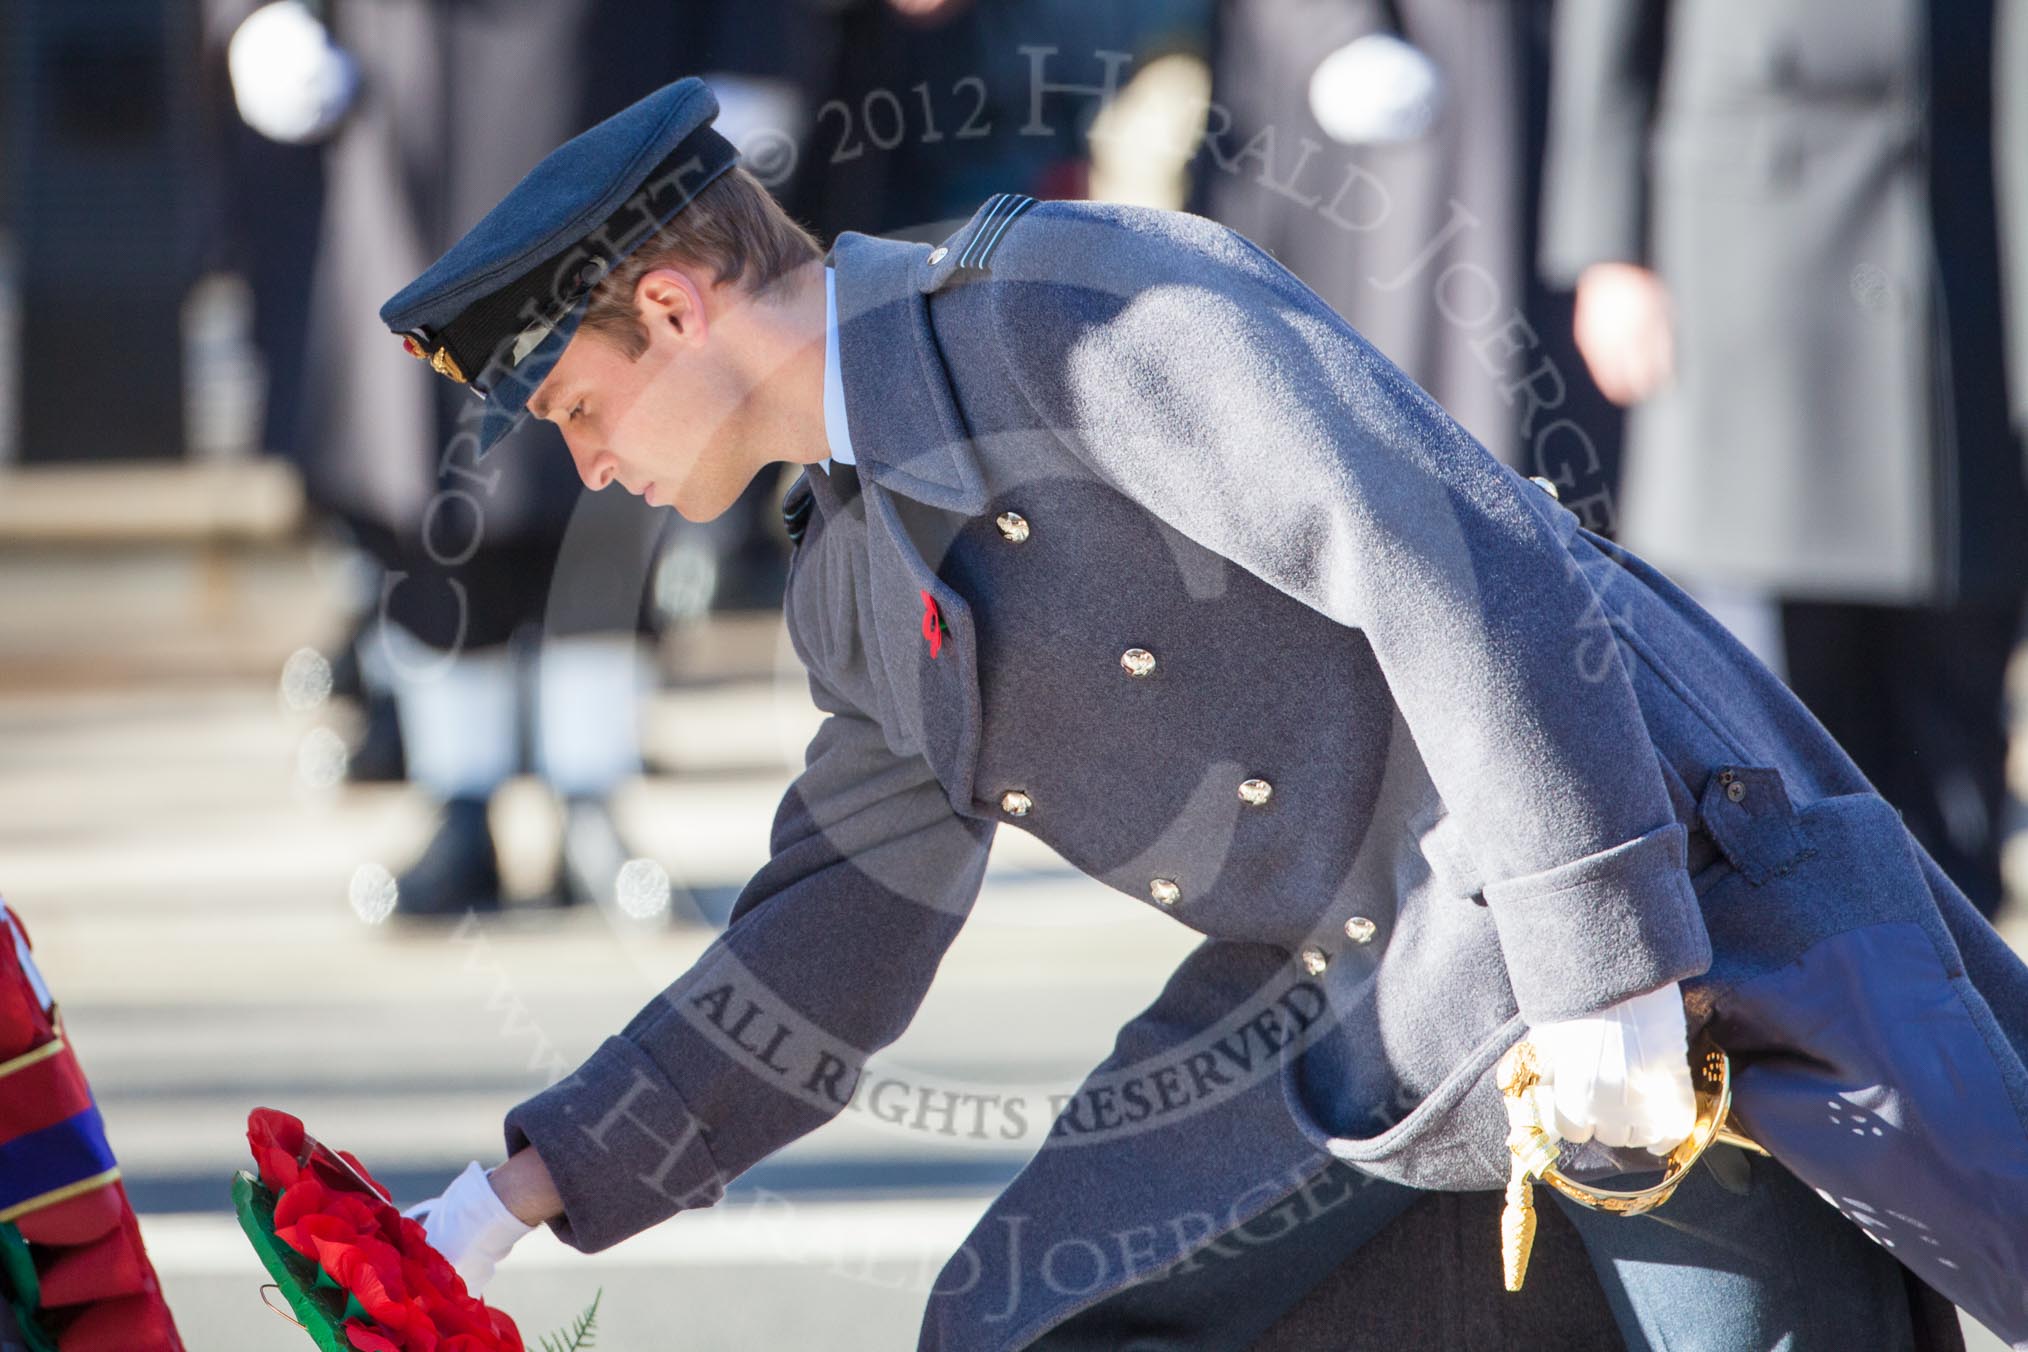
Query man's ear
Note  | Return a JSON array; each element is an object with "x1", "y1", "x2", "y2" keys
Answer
[{"x1": 633, "y1": 267, "x2": 708, "y2": 344}]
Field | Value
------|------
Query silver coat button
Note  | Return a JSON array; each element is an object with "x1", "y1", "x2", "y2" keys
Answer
[
  {"x1": 1000, "y1": 790, "x2": 1033, "y2": 817},
  {"x1": 1528, "y1": 475, "x2": 1561, "y2": 501},
  {"x1": 928, "y1": 246, "x2": 948, "y2": 264},
  {"x1": 1238, "y1": 778, "x2": 1273, "y2": 806},
  {"x1": 1149, "y1": 878, "x2": 1181, "y2": 906},
  {"x1": 1299, "y1": 947, "x2": 1329, "y2": 976},
  {"x1": 996, "y1": 511, "x2": 1031, "y2": 543},
  {"x1": 1120, "y1": 648, "x2": 1157, "y2": 678},
  {"x1": 1343, "y1": 916, "x2": 1377, "y2": 944}
]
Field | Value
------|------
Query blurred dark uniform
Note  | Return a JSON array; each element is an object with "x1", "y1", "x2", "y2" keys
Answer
[
  {"x1": 300, "y1": 0, "x2": 661, "y2": 650},
  {"x1": 782, "y1": 0, "x2": 1185, "y2": 240},
  {"x1": 1542, "y1": 0, "x2": 2028, "y2": 916},
  {"x1": 197, "y1": 0, "x2": 328, "y2": 469}
]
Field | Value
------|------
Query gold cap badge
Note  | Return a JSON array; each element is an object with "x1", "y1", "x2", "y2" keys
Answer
[{"x1": 400, "y1": 334, "x2": 467, "y2": 384}]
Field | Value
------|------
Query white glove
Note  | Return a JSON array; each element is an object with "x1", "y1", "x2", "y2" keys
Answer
[
  {"x1": 226, "y1": 1, "x2": 360, "y2": 145},
  {"x1": 1307, "y1": 32, "x2": 1444, "y2": 146},
  {"x1": 403, "y1": 1161, "x2": 534, "y2": 1295},
  {"x1": 1524, "y1": 983, "x2": 1698, "y2": 1153}
]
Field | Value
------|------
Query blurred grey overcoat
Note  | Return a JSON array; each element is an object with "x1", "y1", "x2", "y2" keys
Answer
[
  {"x1": 1540, "y1": 0, "x2": 2028, "y2": 605},
  {"x1": 300, "y1": 0, "x2": 600, "y2": 541},
  {"x1": 1199, "y1": 0, "x2": 1533, "y2": 468},
  {"x1": 502, "y1": 199, "x2": 2028, "y2": 1347}
]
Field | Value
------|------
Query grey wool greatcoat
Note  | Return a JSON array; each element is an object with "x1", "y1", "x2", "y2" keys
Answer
[
  {"x1": 500, "y1": 197, "x2": 2028, "y2": 1347},
  {"x1": 1539, "y1": 0, "x2": 2028, "y2": 606}
]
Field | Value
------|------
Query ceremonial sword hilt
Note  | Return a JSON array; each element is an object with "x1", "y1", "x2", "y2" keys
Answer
[{"x1": 1494, "y1": 1031, "x2": 1765, "y2": 1291}]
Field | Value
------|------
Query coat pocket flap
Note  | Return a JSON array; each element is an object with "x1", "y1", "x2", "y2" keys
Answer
[{"x1": 1697, "y1": 764, "x2": 1811, "y2": 884}]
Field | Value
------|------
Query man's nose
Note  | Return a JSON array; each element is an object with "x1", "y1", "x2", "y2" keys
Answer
[{"x1": 574, "y1": 450, "x2": 616, "y2": 492}]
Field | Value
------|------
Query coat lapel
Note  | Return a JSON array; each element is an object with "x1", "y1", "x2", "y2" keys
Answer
[
  {"x1": 830, "y1": 231, "x2": 992, "y2": 515},
  {"x1": 829, "y1": 232, "x2": 988, "y2": 816}
]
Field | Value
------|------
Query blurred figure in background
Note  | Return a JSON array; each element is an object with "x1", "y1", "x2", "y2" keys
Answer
[
  {"x1": 200, "y1": 0, "x2": 411, "y2": 776},
  {"x1": 1197, "y1": 0, "x2": 1625, "y2": 511},
  {"x1": 290, "y1": 0, "x2": 663, "y2": 918},
  {"x1": 225, "y1": 0, "x2": 818, "y2": 918},
  {"x1": 1541, "y1": 0, "x2": 2028, "y2": 917}
]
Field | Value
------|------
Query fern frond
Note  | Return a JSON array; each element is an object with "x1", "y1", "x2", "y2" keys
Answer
[{"x1": 537, "y1": 1289, "x2": 602, "y2": 1352}]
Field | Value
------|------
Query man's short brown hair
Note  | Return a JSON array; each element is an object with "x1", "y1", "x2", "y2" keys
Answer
[{"x1": 578, "y1": 165, "x2": 823, "y2": 359}]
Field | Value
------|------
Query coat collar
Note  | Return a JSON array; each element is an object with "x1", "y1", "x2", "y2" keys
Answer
[
  {"x1": 812, "y1": 230, "x2": 987, "y2": 817},
  {"x1": 828, "y1": 230, "x2": 993, "y2": 517}
]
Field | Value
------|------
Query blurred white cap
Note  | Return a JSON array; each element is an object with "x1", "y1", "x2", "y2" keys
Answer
[
  {"x1": 1308, "y1": 32, "x2": 1444, "y2": 147},
  {"x1": 227, "y1": 0, "x2": 359, "y2": 145}
]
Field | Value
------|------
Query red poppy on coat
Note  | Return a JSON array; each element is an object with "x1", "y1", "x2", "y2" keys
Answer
[{"x1": 920, "y1": 590, "x2": 947, "y2": 658}]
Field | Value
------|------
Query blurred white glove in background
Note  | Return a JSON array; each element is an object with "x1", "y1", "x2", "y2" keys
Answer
[
  {"x1": 1573, "y1": 262, "x2": 1676, "y2": 406},
  {"x1": 227, "y1": 1, "x2": 359, "y2": 145},
  {"x1": 1525, "y1": 983, "x2": 1698, "y2": 1153},
  {"x1": 1307, "y1": 32, "x2": 1444, "y2": 146},
  {"x1": 403, "y1": 1161, "x2": 533, "y2": 1296}
]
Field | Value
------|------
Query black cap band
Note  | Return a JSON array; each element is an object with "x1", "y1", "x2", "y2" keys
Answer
[{"x1": 425, "y1": 124, "x2": 740, "y2": 394}]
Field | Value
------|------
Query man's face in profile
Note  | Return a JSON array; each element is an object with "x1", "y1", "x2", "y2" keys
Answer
[{"x1": 530, "y1": 264, "x2": 790, "y2": 523}]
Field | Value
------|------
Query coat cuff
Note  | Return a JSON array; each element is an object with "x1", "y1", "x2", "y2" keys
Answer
[
  {"x1": 1480, "y1": 822, "x2": 1713, "y2": 1025},
  {"x1": 503, "y1": 1035, "x2": 727, "y2": 1253}
]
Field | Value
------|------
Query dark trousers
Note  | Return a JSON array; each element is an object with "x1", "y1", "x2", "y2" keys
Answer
[
  {"x1": 1028, "y1": 1165, "x2": 1612, "y2": 1351},
  {"x1": 1028, "y1": 1153, "x2": 1951, "y2": 1351},
  {"x1": 1780, "y1": 594, "x2": 2025, "y2": 918}
]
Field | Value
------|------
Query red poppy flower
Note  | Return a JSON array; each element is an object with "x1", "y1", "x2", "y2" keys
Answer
[
  {"x1": 345, "y1": 1324, "x2": 402, "y2": 1352},
  {"x1": 270, "y1": 1174, "x2": 326, "y2": 1232},
  {"x1": 248, "y1": 1107, "x2": 308, "y2": 1192},
  {"x1": 919, "y1": 589, "x2": 948, "y2": 658}
]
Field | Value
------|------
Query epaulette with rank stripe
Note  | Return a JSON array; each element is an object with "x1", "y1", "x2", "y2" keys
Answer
[
  {"x1": 929, "y1": 193, "x2": 1037, "y2": 277},
  {"x1": 958, "y1": 193, "x2": 1035, "y2": 270}
]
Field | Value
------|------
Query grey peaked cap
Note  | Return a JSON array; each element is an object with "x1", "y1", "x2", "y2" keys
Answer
[{"x1": 379, "y1": 76, "x2": 738, "y2": 455}]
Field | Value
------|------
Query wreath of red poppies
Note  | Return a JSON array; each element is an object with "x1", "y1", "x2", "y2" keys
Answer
[{"x1": 244, "y1": 1109, "x2": 524, "y2": 1352}]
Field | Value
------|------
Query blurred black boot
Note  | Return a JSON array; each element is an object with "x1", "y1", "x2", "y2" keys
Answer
[
  {"x1": 555, "y1": 797, "x2": 629, "y2": 911},
  {"x1": 346, "y1": 692, "x2": 408, "y2": 784},
  {"x1": 393, "y1": 797, "x2": 501, "y2": 919}
]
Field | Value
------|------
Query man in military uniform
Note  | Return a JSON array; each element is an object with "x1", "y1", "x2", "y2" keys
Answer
[{"x1": 383, "y1": 79, "x2": 2028, "y2": 1349}]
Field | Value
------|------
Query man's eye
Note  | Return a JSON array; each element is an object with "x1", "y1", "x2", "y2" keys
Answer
[{"x1": 567, "y1": 402, "x2": 585, "y2": 423}]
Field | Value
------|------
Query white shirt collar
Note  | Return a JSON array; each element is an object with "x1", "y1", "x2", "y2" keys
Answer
[{"x1": 818, "y1": 265, "x2": 854, "y2": 474}]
